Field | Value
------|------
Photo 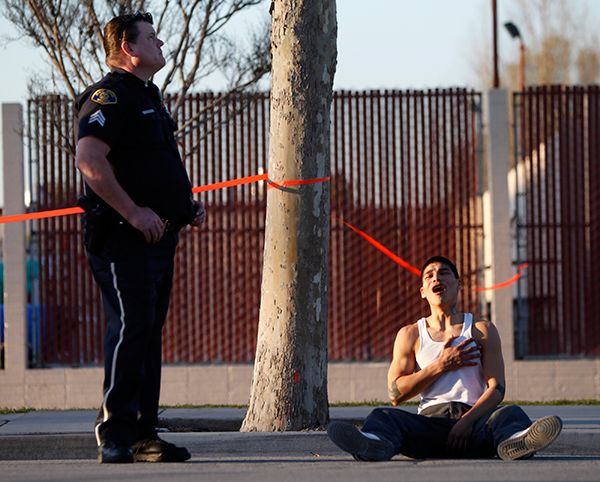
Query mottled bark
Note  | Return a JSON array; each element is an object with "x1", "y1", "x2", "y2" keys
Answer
[{"x1": 241, "y1": 0, "x2": 337, "y2": 431}]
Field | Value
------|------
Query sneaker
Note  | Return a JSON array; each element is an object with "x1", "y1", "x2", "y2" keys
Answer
[
  {"x1": 98, "y1": 441, "x2": 134, "y2": 464},
  {"x1": 132, "y1": 437, "x2": 191, "y2": 462},
  {"x1": 497, "y1": 416, "x2": 563, "y2": 461},
  {"x1": 327, "y1": 421, "x2": 395, "y2": 461}
]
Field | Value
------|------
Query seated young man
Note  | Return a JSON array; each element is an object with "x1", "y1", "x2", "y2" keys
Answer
[{"x1": 328, "y1": 256, "x2": 562, "y2": 461}]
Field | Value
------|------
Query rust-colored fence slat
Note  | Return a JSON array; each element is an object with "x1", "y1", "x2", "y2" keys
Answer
[{"x1": 514, "y1": 86, "x2": 600, "y2": 357}]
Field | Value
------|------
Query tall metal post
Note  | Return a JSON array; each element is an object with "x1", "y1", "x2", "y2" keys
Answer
[{"x1": 492, "y1": 0, "x2": 500, "y2": 88}]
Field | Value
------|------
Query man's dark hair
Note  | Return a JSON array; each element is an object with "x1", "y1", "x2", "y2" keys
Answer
[
  {"x1": 420, "y1": 256, "x2": 460, "y2": 280},
  {"x1": 103, "y1": 11, "x2": 154, "y2": 66}
]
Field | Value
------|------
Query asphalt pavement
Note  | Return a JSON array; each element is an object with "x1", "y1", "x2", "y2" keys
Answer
[
  {"x1": 1, "y1": 406, "x2": 599, "y2": 482},
  {"x1": 0, "y1": 405, "x2": 598, "y2": 461}
]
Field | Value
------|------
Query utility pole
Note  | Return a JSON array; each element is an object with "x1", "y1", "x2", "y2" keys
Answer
[{"x1": 492, "y1": 0, "x2": 500, "y2": 88}]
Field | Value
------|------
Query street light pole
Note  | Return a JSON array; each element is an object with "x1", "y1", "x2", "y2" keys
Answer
[
  {"x1": 504, "y1": 21, "x2": 526, "y2": 91},
  {"x1": 519, "y1": 40, "x2": 525, "y2": 91},
  {"x1": 492, "y1": 0, "x2": 500, "y2": 88}
]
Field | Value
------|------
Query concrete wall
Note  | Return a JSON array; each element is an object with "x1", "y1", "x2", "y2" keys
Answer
[
  {"x1": 2, "y1": 96, "x2": 600, "y2": 410},
  {"x1": 1, "y1": 361, "x2": 600, "y2": 409}
]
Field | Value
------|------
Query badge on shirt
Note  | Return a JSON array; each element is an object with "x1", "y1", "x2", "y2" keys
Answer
[{"x1": 91, "y1": 89, "x2": 117, "y2": 105}]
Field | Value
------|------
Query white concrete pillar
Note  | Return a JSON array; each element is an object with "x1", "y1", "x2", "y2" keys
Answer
[
  {"x1": 2, "y1": 103, "x2": 27, "y2": 383},
  {"x1": 484, "y1": 90, "x2": 515, "y2": 365}
]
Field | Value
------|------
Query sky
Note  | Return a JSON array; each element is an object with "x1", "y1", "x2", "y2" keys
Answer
[
  {"x1": 2, "y1": 0, "x2": 600, "y2": 100},
  {"x1": 0, "y1": 0, "x2": 559, "y2": 104},
  {"x1": 336, "y1": 0, "x2": 489, "y2": 90},
  {"x1": 1, "y1": 0, "x2": 599, "y2": 203}
]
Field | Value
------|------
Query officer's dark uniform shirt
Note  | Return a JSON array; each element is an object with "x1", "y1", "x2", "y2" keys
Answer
[{"x1": 76, "y1": 70, "x2": 194, "y2": 228}]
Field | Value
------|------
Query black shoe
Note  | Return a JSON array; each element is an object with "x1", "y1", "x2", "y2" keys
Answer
[
  {"x1": 132, "y1": 437, "x2": 191, "y2": 462},
  {"x1": 497, "y1": 416, "x2": 563, "y2": 461},
  {"x1": 327, "y1": 421, "x2": 395, "y2": 461},
  {"x1": 98, "y1": 441, "x2": 134, "y2": 464}
]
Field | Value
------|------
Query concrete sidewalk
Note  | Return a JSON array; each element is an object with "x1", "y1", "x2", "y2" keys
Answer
[{"x1": 0, "y1": 405, "x2": 598, "y2": 460}]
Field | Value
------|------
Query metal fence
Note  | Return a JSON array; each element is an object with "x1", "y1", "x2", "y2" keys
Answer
[
  {"x1": 329, "y1": 90, "x2": 484, "y2": 359},
  {"x1": 26, "y1": 89, "x2": 484, "y2": 366},
  {"x1": 513, "y1": 85, "x2": 600, "y2": 357}
]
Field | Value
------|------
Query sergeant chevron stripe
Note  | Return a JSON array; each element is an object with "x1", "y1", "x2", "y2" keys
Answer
[{"x1": 88, "y1": 110, "x2": 106, "y2": 126}]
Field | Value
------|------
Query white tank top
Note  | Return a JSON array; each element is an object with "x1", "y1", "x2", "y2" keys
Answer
[{"x1": 416, "y1": 313, "x2": 485, "y2": 413}]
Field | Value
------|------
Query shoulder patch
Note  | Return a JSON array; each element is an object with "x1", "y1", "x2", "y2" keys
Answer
[{"x1": 91, "y1": 89, "x2": 117, "y2": 105}]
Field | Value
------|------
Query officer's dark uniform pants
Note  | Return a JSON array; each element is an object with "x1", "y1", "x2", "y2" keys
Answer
[
  {"x1": 362, "y1": 402, "x2": 532, "y2": 459},
  {"x1": 88, "y1": 227, "x2": 179, "y2": 447}
]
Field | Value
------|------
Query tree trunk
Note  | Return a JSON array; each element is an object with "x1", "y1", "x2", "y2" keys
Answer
[{"x1": 241, "y1": 0, "x2": 337, "y2": 431}]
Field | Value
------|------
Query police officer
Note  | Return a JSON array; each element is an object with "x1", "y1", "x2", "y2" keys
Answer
[{"x1": 75, "y1": 11, "x2": 205, "y2": 464}]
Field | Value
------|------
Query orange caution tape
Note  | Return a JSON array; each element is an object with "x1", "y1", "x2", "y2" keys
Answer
[
  {"x1": 0, "y1": 173, "x2": 527, "y2": 294},
  {"x1": 475, "y1": 263, "x2": 529, "y2": 292},
  {"x1": 267, "y1": 176, "x2": 331, "y2": 190},
  {"x1": 342, "y1": 221, "x2": 421, "y2": 276},
  {"x1": 342, "y1": 220, "x2": 528, "y2": 291},
  {"x1": 192, "y1": 173, "x2": 268, "y2": 193},
  {"x1": 0, "y1": 173, "x2": 330, "y2": 225},
  {"x1": 0, "y1": 206, "x2": 84, "y2": 225}
]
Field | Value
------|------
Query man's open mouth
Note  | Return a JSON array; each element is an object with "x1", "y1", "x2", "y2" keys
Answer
[{"x1": 432, "y1": 284, "x2": 445, "y2": 294}]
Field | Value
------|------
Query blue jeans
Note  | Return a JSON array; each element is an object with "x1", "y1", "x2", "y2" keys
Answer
[{"x1": 362, "y1": 402, "x2": 532, "y2": 459}]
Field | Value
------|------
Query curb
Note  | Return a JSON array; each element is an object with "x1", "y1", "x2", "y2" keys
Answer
[
  {"x1": 0, "y1": 427, "x2": 598, "y2": 461},
  {"x1": 158, "y1": 417, "x2": 242, "y2": 432}
]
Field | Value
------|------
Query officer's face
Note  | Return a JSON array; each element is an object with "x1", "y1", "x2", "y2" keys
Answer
[{"x1": 128, "y1": 21, "x2": 166, "y2": 73}]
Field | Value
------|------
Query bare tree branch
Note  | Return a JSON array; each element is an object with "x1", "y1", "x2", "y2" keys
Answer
[{"x1": 2, "y1": 0, "x2": 270, "y2": 104}]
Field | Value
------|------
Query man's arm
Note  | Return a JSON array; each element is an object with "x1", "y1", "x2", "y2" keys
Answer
[
  {"x1": 387, "y1": 325, "x2": 480, "y2": 406},
  {"x1": 446, "y1": 320, "x2": 505, "y2": 453},
  {"x1": 457, "y1": 320, "x2": 505, "y2": 425},
  {"x1": 76, "y1": 136, "x2": 165, "y2": 243},
  {"x1": 387, "y1": 326, "x2": 418, "y2": 405}
]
